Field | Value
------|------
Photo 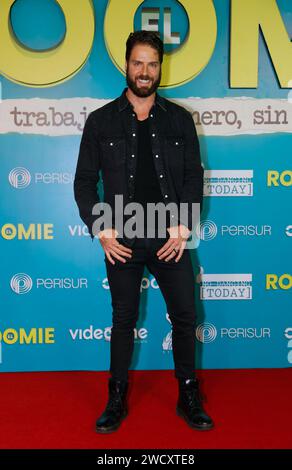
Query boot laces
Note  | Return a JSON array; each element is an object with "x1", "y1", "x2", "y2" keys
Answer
[
  {"x1": 185, "y1": 387, "x2": 205, "y2": 409},
  {"x1": 106, "y1": 393, "x2": 123, "y2": 414}
]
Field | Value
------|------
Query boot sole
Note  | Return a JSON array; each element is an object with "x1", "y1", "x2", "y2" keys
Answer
[
  {"x1": 95, "y1": 410, "x2": 128, "y2": 434},
  {"x1": 176, "y1": 406, "x2": 214, "y2": 431}
]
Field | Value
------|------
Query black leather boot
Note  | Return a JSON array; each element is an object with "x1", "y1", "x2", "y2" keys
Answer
[
  {"x1": 95, "y1": 378, "x2": 128, "y2": 433},
  {"x1": 176, "y1": 378, "x2": 214, "y2": 431}
]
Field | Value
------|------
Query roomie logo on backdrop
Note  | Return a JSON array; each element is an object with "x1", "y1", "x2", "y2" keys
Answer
[
  {"x1": 267, "y1": 170, "x2": 292, "y2": 187},
  {"x1": 1, "y1": 223, "x2": 54, "y2": 240},
  {"x1": 0, "y1": 327, "x2": 55, "y2": 345},
  {"x1": 1, "y1": 1, "x2": 291, "y2": 88},
  {"x1": 266, "y1": 274, "x2": 292, "y2": 290}
]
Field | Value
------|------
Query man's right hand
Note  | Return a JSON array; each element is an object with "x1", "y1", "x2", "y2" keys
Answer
[{"x1": 97, "y1": 228, "x2": 132, "y2": 265}]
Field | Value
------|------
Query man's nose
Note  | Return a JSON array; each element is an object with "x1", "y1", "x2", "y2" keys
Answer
[{"x1": 142, "y1": 64, "x2": 148, "y2": 75}]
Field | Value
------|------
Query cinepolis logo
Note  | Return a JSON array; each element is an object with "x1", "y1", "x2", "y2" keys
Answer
[
  {"x1": 284, "y1": 327, "x2": 292, "y2": 364},
  {"x1": 198, "y1": 220, "x2": 217, "y2": 241},
  {"x1": 196, "y1": 323, "x2": 217, "y2": 343},
  {"x1": 10, "y1": 273, "x2": 33, "y2": 294},
  {"x1": 286, "y1": 225, "x2": 292, "y2": 237},
  {"x1": 162, "y1": 313, "x2": 173, "y2": 351},
  {"x1": 9, "y1": 167, "x2": 31, "y2": 189}
]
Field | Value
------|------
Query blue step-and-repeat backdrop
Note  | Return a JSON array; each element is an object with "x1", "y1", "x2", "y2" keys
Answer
[{"x1": 0, "y1": 0, "x2": 291, "y2": 372}]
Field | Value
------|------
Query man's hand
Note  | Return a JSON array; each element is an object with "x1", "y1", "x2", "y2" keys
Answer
[
  {"x1": 156, "y1": 225, "x2": 190, "y2": 263},
  {"x1": 97, "y1": 228, "x2": 132, "y2": 265}
]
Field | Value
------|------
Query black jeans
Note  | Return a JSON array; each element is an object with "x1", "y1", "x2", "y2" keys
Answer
[{"x1": 105, "y1": 235, "x2": 197, "y2": 381}]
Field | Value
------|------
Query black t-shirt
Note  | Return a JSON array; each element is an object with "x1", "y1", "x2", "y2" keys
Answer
[{"x1": 133, "y1": 117, "x2": 165, "y2": 235}]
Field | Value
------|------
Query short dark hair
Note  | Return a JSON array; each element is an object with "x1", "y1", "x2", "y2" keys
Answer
[{"x1": 125, "y1": 30, "x2": 164, "y2": 64}]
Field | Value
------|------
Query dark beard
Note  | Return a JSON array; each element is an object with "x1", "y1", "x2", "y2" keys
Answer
[{"x1": 126, "y1": 69, "x2": 161, "y2": 98}]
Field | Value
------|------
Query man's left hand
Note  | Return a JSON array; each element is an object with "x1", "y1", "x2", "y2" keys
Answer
[{"x1": 156, "y1": 225, "x2": 191, "y2": 263}]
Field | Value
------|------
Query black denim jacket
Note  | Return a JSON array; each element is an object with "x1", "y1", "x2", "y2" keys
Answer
[{"x1": 74, "y1": 88, "x2": 203, "y2": 245}]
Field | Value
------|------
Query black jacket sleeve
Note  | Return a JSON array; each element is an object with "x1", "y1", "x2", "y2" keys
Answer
[
  {"x1": 73, "y1": 112, "x2": 101, "y2": 240},
  {"x1": 179, "y1": 109, "x2": 204, "y2": 232}
]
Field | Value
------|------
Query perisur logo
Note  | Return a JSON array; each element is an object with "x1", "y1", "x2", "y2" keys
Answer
[
  {"x1": 198, "y1": 220, "x2": 218, "y2": 241},
  {"x1": 10, "y1": 273, "x2": 33, "y2": 294},
  {"x1": 9, "y1": 167, "x2": 31, "y2": 189},
  {"x1": 196, "y1": 323, "x2": 217, "y2": 343}
]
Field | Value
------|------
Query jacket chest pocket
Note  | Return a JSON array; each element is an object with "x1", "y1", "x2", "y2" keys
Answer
[
  {"x1": 164, "y1": 136, "x2": 185, "y2": 167},
  {"x1": 99, "y1": 137, "x2": 126, "y2": 170}
]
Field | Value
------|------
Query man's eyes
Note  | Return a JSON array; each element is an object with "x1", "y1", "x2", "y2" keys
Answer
[{"x1": 133, "y1": 62, "x2": 158, "y2": 67}]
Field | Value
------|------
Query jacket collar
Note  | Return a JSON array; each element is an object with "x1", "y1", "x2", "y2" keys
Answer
[{"x1": 117, "y1": 87, "x2": 167, "y2": 113}]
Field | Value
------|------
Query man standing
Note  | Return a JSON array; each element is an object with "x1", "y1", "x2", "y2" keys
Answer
[{"x1": 74, "y1": 30, "x2": 214, "y2": 433}]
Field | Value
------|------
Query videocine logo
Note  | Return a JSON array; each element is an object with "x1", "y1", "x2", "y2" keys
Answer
[
  {"x1": 10, "y1": 273, "x2": 33, "y2": 294},
  {"x1": 196, "y1": 323, "x2": 217, "y2": 343},
  {"x1": 9, "y1": 167, "x2": 31, "y2": 189}
]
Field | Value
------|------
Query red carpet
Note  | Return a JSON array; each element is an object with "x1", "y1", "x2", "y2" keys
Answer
[{"x1": 0, "y1": 369, "x2": 291, "y2": 449}]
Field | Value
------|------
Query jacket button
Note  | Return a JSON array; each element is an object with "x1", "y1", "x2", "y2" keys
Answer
[
  {"x1": 159, "y1": 174, "x2": 163, "y2": 178},
  {"x1": 155, "y1": 154, "x2": 159, "y2": 158},
  {"x1": 130, "y1": 175, "x2": 133, "y2": 178},
  {"x1": 164, "y1": 194, "x2": 168, "y2": 198},
  {"x1": 131, "y1": 154, "x2": 135, "y2": 158},
  {"x1": 110, "y1": 142, "x2": 113, "y2": 146},
  {"x1": 152, "y1": 133, "x2": 156, "y2": 137},
  {"x1": 132, "y1": 133, "x2": 136, "y2": 137}
]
